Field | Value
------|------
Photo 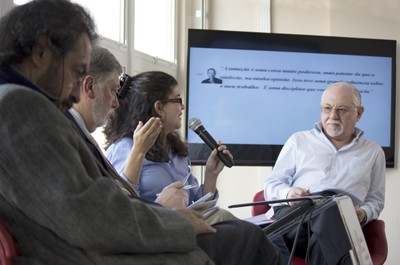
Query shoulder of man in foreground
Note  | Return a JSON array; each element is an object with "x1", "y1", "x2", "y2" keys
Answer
[{"x1": 0, "y1": 84, "x2": 206, "y2": 258}]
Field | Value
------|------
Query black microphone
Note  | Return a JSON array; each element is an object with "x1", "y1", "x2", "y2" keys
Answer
[
  {"x1": 227, "y1": 195, "x2": 325, "y2": 209},
  {"x1": 188, "y1": 117, "x2": 234, "y2": 168}
]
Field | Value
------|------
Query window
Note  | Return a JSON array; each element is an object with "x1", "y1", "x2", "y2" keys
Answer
[
  {"x1": 13, "y1": 0, "x2": 30, "y2": 4},
  {"x1": 13, "y1": 0, "x2": 125, "y2": 44},
  {"x1": 134, "y1": 0, "x2": 176, "y2": 63},
  {"x1": 72, "y1": 0, "x2": 125, "y2": 44}
]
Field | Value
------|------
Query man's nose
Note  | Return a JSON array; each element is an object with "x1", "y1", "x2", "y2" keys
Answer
[{"x1": 329, "y1": 108, "x2": 340, "y2": 118}]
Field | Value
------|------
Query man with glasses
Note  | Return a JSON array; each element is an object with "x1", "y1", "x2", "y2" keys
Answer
[
  {"x1": 66, "y1": 46, "x2": 191, "y2": 208},
  {"x1": 264, "y1": 82, "x2": 385, "y2": 265}
]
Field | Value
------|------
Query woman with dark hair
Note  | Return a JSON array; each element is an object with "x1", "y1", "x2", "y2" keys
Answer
[
  {"x1": 104, "y1": 71, "x2": 292, "y2": 264},
  {"x1": 104, "y1": 71, "x2": 232, "y2": 207}
]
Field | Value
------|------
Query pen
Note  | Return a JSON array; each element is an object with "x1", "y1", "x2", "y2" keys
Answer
[
  {"x1": 182, "y1": 171, "x2": 191, "y2": 185},
  {"x1": 183, "y1": 184, "x2": 197, "y2": 190},
  {"x1": 156, "y1": 184, "x2": 197, "y2": 197}
]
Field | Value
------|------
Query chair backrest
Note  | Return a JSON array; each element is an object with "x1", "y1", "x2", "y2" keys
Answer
[{"x1": 0, "y1": 221, "x2": 17, "y2": 265}]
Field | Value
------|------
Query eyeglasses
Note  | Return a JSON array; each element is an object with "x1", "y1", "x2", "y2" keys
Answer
[
  {"x1": 321, "y1": 106, "x2": 358, "y2": 116},
  {"x1": 161, "y1": 98, "x2": 183, "y2": 105}
]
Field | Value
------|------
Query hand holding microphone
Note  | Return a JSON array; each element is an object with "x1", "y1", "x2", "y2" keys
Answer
[{"x1": 188, "y1": 117, "x2": 234, "y2": 168}]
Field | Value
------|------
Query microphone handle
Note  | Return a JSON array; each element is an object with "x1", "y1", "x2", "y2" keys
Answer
[{"x1": 196, "y1": 128, "x2": 234, "y2": 168}]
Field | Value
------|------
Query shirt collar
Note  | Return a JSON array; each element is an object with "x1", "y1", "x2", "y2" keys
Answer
[
  {"x1": 314, "y1": 122, "x2": 364, "y2": 142},
  {"x1": 68, "y1": 108, "x2": 92, "y2": 140},
  {"x1": 0, "y1": 66, "x2": 61, "y2": 107}
]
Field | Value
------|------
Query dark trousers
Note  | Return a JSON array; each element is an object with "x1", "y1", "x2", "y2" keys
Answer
[
  {"x1": 274, "y1": 203, "x2": 353, "y2": 265},
  {"x1": 197, "y1": 219, "x2": 282, "y2": 265}
]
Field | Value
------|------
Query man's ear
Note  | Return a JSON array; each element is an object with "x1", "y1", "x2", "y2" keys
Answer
[
  {"x1": 81, "y1": 75, "x2": 96, "y2": 99},
  {"x1": 356, "y1": 106, "x2": 364, "y2": 122},
  {"x1": 31, "y1": 35, "x2": 50, "y2": 68}
]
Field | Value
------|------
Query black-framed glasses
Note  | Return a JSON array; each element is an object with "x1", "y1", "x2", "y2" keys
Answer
[{"x1": 161, "y1": 98, "x2": 183, "y2": 105}]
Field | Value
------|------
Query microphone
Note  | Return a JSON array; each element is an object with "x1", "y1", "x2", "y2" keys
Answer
[
  {"x1": 227, "y1": 195, "x2": 325, "y2": 209},
  {"x1": 188, "y1": 117, "x2": 234, "y2": 168}
]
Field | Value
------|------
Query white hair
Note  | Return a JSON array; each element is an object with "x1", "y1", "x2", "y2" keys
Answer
[{"x1": 321, "y1": 82, "x2": 362, "y2": 106}]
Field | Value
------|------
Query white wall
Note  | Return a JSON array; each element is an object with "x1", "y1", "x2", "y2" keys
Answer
[
  {"x1": 184, "y1": 0, "x2": 400, "y2": 264},
  {"x1": 0, "y1": 1, "x2": 13, "y2": 16}
]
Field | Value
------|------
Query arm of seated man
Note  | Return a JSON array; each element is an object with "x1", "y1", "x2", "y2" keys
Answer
[
  {"x1": 175, "y1": 208, "x2": 217, "y2": 235},
  {"x1": 287, "y1": 187, "x2": 311, "y2": 206}
]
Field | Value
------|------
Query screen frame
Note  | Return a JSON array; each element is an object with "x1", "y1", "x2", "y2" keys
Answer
[{"x1": 185, "y1": 29, "x2": 396, "y2": 168}]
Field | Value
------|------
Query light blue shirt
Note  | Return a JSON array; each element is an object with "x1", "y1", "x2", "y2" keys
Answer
[
  {"x1": 264, "y1": 122, "x2": 385, "y2": 223},
  {"x1": 105, "y1": 137, "x2": 215, "y2": 204}
]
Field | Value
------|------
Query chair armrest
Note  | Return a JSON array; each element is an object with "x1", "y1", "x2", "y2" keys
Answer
[
  {"x1": 251, "y1": 190, "x2": 271, "y2": 216},
  {"x1": 363, "y1": 219, "x2": 387, "y2": 265}
]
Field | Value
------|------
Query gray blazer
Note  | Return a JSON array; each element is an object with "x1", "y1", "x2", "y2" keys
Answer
[{"x1": 0, "y1": 84, "x2": 213, "y2": 264}]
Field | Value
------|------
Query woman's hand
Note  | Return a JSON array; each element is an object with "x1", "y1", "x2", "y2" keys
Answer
[
  {"x1": 202, "y1": 141, "x2": 233, "y2": 197},
  {"x1": 133, "y1": 117, "x2": 162, "y2": 155},
  {"x1": 205, "y1": 141, "x2": 233, "y2": 179},
  {"x1": 123, "y1": 117, "x2": 162, "y2": 184}
]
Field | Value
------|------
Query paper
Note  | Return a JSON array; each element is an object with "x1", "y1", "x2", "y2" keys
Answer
[
  {"x1": 243, "y1": 214, "x2": 275, "y2": 226},
  {"x1": 201, "y1": 206, "x2": 221, "y2": 219},
  {"x1": 309, "y1": 184, "x2": 363, "y2": 206},
  {"x1": 187, "y1": 192, "x2": 215, "y2": 210}
]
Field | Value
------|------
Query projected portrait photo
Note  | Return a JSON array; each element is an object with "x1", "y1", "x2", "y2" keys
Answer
[{"x1": 202, "y1": 68, "x2": 223, "y2": 84}]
